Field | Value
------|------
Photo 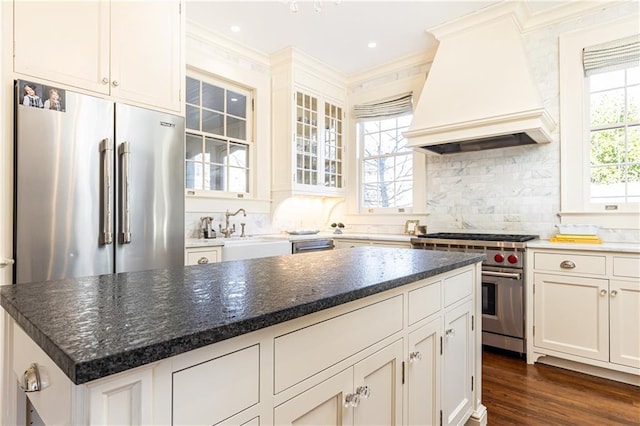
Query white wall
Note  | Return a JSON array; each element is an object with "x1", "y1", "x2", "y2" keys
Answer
[{"x1": 423, "y1": 1, "x2": 640, "y2": 242}]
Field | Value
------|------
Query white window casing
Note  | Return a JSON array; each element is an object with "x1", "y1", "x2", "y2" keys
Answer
[{"x1": 559, "y1": 16, "x2": 640, "y2": 229}]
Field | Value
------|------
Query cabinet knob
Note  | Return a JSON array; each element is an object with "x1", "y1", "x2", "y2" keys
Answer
[
  {"x1": 112, "y1": 80, "x2": 119, "y2": 87},
  {"x1": 20, "y1": 363, "x2": 43, "y2": 392},
  {"x1": 197, "y1": 257, "x2": 209, "y2": 264},
  {"x1": 600, "y1": 289, "x2": 607, "y2": 296},
  {"x1": 409, "y1": 351, "x2": 422, "y2": 363},
  {"x1": 356, "y1": 385, "x2": 371, "y2": 399},
  {"x1": 344, "y1": 392, "x2": 360, "y2": 408},
  {"x1": 560, "y1": 260, "x2": 576, "y2": 269},
  {"x1": 102, "y1": 77, "x2": 109, "y2": 85},
  {"x1": 445, "y1": 328, "x2": 456, "y2": 337},
  {"x1": 610, "y1": 290, "x2": 618, "y2": 297}
]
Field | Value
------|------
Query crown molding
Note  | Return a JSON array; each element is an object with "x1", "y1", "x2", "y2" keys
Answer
[
  {"x1": 270, "y1": 46, "x2": 347, "y2": 86},
  {"x1": 347, "y1": 50, "x2": 435, "y2": 88},
  {"x1": 186, "y1": 20, "x2": 271, "y2": 69},
  {"x1": 522, "y1": 0, "x2": 636, "y2": 32}
]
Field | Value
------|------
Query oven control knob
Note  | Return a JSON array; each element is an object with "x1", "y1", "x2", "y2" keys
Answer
[
  {"x1": 508, "y1": 254, "x2": 518, "y2": 264},
  {"x1": 494, "y1": 254, "x2": 505, "y2": 263}
]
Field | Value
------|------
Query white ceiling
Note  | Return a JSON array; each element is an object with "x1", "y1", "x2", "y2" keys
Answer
[{"x1": 185, "y1": 1, "x2": 565, "y2": 76}]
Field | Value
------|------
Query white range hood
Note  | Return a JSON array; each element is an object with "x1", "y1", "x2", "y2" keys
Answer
[{"x1": 405, "y1": 4, "x2": 557, "y2": 154}]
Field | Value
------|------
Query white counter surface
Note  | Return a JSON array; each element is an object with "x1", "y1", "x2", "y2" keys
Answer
[
  {"x1": 527, "y1": 240, "x2": 639, "y2": 254},
  {"x1": 186, "y1": 232, "x2": 413, "y2": 248}
]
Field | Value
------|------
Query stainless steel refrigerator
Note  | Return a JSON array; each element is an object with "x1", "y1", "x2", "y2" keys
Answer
[{"x1": 14, "y1": 80, "x2": 185, "y2": 284}]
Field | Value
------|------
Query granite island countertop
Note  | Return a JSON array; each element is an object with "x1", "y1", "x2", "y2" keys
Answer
[{"x1": 1, "y1": 247, "x2": 484, "y2": 385}]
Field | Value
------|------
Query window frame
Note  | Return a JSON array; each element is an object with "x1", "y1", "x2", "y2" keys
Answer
[
  {"x1": 357, "y1": 113, "x2": 414, "y2": 213},
  {"x1": 185, "y1": 71, "x2": 255, "y2": 198},
  {"x1": 558, "y1": 16, "x2": 639, "y2": 229}
]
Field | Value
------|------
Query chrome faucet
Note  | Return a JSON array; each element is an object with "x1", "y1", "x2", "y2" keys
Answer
[{"x1": 219, "y1": 208, "x2": 247, "y2": 238}]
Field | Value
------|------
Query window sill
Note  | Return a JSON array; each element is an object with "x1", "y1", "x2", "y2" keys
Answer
[{"x1": 558, "y1": 211, "x2": 640, "y2": 230}]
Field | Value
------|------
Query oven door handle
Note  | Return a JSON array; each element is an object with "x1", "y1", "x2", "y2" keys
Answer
[{"x1": 483, "y1": 270, "x2": 521, "y2": 280}]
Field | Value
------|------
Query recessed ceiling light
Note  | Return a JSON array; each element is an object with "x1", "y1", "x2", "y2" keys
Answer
[
  {"x1": 230, "y1": 98, "x2": 238, "y2": 102},
  {"x1": 230, "y1": 25, "x2": 240, "y2": 33},
  {"x1": 368, "y1": 42, "x2": 377, "y2": 49}
]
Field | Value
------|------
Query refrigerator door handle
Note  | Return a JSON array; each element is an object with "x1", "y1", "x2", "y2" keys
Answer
[
  {"x1": 119, "y1": 141, "x2": 132, "y2": 244},
  {"x1": 99, "y1": 139, "x2": 113, "y2": 245}
]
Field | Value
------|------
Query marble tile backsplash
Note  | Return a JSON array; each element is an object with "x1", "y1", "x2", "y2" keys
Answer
[
  {"x1": 185, "y1": 212, "x2": 273, "y2": 239},
  {"x1": 425, "y1": 2, "x2": 639, "y2": 243}
]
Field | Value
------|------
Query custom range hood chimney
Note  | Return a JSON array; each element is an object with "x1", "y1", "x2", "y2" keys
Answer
[{"x1": 405, "y1": 3, "x2": 557, "y2": 154}]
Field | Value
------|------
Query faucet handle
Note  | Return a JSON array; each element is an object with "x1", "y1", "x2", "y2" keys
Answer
[{"x1": 240, "y1": 223, "x2": 246, "y2": 237}]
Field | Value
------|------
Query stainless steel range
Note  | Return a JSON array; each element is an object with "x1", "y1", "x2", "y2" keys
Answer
[{"x1": 411, "y1": 232, "x2": 538, "y2": 354}]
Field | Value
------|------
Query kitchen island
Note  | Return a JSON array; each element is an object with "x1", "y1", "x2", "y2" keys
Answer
[{"x1": 1, "y1": 247, "x2": 486, "y2": 425}]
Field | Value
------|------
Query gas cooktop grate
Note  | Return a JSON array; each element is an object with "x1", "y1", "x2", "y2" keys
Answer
[{"x1": 416, "y1": 233, "x2": 538, "y2": 243}]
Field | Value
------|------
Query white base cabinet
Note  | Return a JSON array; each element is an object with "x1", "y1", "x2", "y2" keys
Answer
[
  {"x1": 275, "y1": 339, "x2": 403, "y2": 426},
  {"x1": 527, "y1": 246, "x2": 640, "y2": 382},
  {"x1": 407, "y1": 318, "x2": 440, "y2": 426},
  {"x1": 4, "y1": 263, "x2": 485, "y2": 426},
  {"x1": 185, "y1": 246, "x2": 221, "y2": 265},
  {"x1": 334, "y1": 238, "x2": 412, "y2": 249}
]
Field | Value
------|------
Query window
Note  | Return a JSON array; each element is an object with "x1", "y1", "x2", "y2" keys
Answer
[
  {"x1": 588, "y1": 66, "x2": 640, "y2": 204},
  {"x1": 185, "y1": 74, "x2": 252, "y2": 193},
  {"x1": 359, "y1": 114, "x2": 413, "y2": 209},
  {"x1": 559, "y1": 18, "x2": 639, "y2": 228}
]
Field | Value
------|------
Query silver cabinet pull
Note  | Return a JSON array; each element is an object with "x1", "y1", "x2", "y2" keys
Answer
[
  {"x1": 356, "y1": 385, "x2": 371, "y2": 399},
  {"x1": 102, "y1": 77, "x2": 109, "y2": 85},
  {"x1": 112, "y1": 80, "x2": 119, "y2": 87},
  {"x1": 0, "y1": 258, "x2": 14, "y2": 268},
  {"x1": 560, "y1": 260, "x2": 576, "y2": 269},
  {"x1": 99, "y1": 139, "x2": 113, "y2": 245},
  {"x1": 409, "y1": 351, "x2": 422, "y2": 363},
  {"x1": 20, "y1": 363, "x2": 42, "y2": 392},
  {"x1": 344, "y1": 392, "x2": 360, "y2": 408},
  {"x1": 610, "y1": 290, "x2": 618, "y2": 297},
  {"x1": 197, "y1": 257, "x2": 209, "y2": 265},
  {"x1": 445, "y1": 328, "x2": 456, "y2": 337},
  {"x1": 600, "y1": 289, "x2": 607, "y2": 296},
  {"x1": 119, "y1": 142, "x2": 131, "y2": 244}
]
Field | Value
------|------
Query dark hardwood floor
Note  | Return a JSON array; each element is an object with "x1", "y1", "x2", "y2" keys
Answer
[{"x1": 482, "y1": 348, "x2": 640, "y2": 425}]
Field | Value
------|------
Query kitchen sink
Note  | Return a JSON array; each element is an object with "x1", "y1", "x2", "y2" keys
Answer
[{"x1": 221, "y1": 237, "x2": 291, "y2": 261}]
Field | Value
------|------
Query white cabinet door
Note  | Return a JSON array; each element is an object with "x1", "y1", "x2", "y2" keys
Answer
[
  {"x1": 609, "y1": 279, "x2": 640, "y2": 368},
  {"x1": 274, "y1": 369, "x2": 353, "y2": 426},
  {"x1": 407, "y1": 319, "x2": 440, "y2": 426},
  {"x1": 14, "y1": 0, "x2": 182, "y2": 112},
  {"x1": 14, "y1": 1, "x2": 110, "y2": 94},
  {"x1": 534, "y1": 273, "x2": 609, "y2": 362},
  {"x1": 442, "y1": 300, "x2": 473, "y2": 426},
  {"x1": 353, "y1": 340, "x2": 403, "y2": 426},
  {"x1": 110, "y1": 0, "x2": 182, "y2": 111}
]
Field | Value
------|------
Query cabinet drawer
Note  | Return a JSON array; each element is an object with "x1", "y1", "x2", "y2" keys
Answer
[
  {"x1": 534, "y1": 252, "x2": 606, "y2": 276},
  {"x1": 274, "y1": 295, "x2": 403, "y2": 393},
  {"x1": 408, "y1": 280, "x2": 442, "y2": 325},
  {"x1": 613, "y1": 256, "x2": 640, "y2": 278},
  {"x1": 444, "y1": 269, "x2": 473, "y2": 307},
  {"x1": 173, "y1": 344, "x2": 260, "y2": 425},
  {"x1": 186, "y1": 248, "x2": 220, "y2": 265}
]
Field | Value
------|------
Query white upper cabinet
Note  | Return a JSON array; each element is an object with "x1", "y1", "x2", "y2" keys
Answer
[
  {"x1": 271, "y1": 48, "x2": 347, "y2": 201},
  {"x1": 13, "y1": 0, "x2": 183, "y2": 113}
]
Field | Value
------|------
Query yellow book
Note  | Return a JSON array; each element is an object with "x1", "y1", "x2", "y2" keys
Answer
[
  {"x1": 555, "y1": 233, "x2": 599, "y2": 240},
  {"x1": 550, "y1": 236, "x2": 602, "y2": 244}
]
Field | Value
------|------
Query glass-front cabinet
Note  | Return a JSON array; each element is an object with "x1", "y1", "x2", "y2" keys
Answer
[
  {"x1": 272, "y1": 48, "x2": 346, "y2": 201},
  {"x1": 294, "y1": 91, "x2": 343, "y2": 189}
]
